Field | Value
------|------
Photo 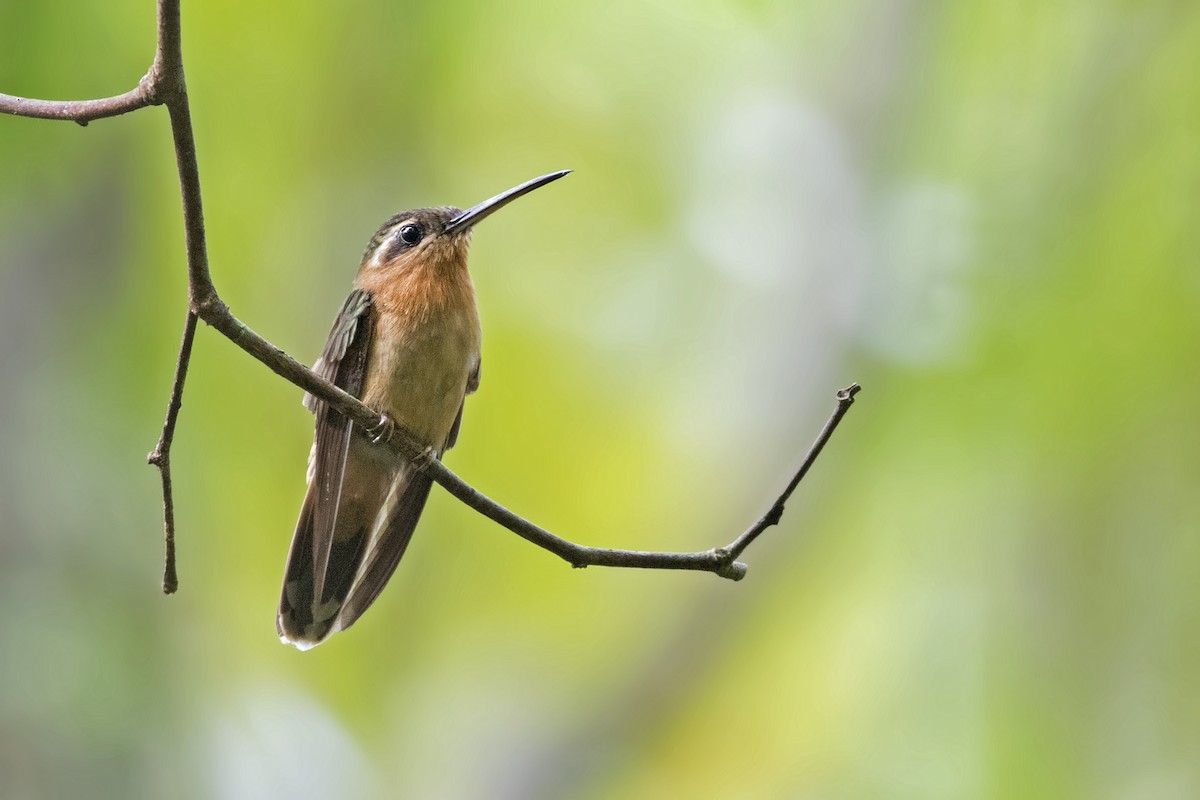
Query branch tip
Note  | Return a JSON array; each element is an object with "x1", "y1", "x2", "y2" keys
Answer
[{"x1": 716, "y1": 561, "x2": 748, "y2": 581}]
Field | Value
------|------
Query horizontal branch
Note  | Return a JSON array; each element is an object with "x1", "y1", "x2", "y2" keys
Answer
[
  {"x1": 195, "y1": 297, "x2": 860, "y2": 581},
  {"x1": 0, "y1": 78, "x2": 157, "y2": 125},
  {"x1": 428, "y1": 460, "x2": 750, "y2": 579}
]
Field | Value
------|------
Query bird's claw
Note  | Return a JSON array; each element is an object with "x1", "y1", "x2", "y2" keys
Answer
[
  {"x1": 367, "y1": 414, "x2": 396, "y2": 445},
  {"x1": 413, "y1": 445, "x2": 438, "y2": 472}
]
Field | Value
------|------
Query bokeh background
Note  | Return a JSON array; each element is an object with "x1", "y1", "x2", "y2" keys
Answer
[{"x1": 2, "y1": 1, "x2": 1198, "y2": 798}]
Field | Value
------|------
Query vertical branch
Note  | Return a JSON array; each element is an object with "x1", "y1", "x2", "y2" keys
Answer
[
  {"x1": 147, "y1": 310, "x2": 198, "y2": 593},
  {"x1": 156, "y1": 0, "x2": 182, "y2": 65},
  {"x1": 144, "y1": 0, "x2": 221, "y2": 591},
  {"x1": 164, "y1": 89, "x2": 217, "y2": 308}
]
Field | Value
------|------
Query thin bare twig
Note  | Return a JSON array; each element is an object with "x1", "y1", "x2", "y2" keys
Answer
[
  {"x1": 0, "y1": 80, "x2": 157, "y2": 125},
  {"x1": 726, "y1": 382, "x2": 861, "y2": 560},
  {"x1": 147, "y1": 311, "x2": 198, "y2": 593},
  {"x1": 1, "y1": 0, "x2": 863, "y2": 589},
  {"x1": 423, "y1": 384, "x2": 862, "y2": 579}
]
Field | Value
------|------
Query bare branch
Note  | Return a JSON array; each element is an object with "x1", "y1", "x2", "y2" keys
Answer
[
  {"x1": 0, "y1": 80, "x2": 157, "y2": 125},
  {"x1": 2, "y1": 0, "x2": 863, "y2": 590},
  {"x1": 143, "y1": 0, "x2": 219, "y2": 586},
  {"x1": 198, "y1": 293, "x2": 863, "y2": 581},
  {"x1": 147, "y1": 310, "x2": 198, "y2": 594},
  {"x1": 163, "y1": 87, "x2": 217, "y2": 307},
  {"x1": 726, "y1": 382, "x2": 861, "y2": 560},
  {"x1": 0, "y1": 0, "x2": 206, "y2": 585},
  {"x1": 418, "y1": 385, "x2": 862, "y2": 579},
  {"x1": 0, "y1": 1, "x2": 171, "y2": 126}
]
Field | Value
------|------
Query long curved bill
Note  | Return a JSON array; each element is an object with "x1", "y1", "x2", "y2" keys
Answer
[{"x1": 443, "y1": 170, "x2": 571, "y2": 235}]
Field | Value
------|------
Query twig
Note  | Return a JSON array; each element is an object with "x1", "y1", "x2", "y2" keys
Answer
[
  {"x1": 423, "y1": 385, "x2": 862, "y2": 578},
  {"x1": 0, "y1": 80, "x2": 158, "y2": 125},
  {"x1": 1, "y1": 0, "x2": 863, "y2": 589},
  {"x1": 725, "y1": 382, "x2": 861, "y2": 560},
  {"x1": 147, "y1": 311, "x2": 198, "y2": 594}
]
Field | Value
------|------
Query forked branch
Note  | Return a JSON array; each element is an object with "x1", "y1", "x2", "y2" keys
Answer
[{"x1": 0, "y1": 0, "x2": 862, "y2": 591}]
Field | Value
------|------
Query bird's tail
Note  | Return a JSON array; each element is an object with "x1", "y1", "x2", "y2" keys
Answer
[{"x1": 278, "y1": 449, "x2": 433, "y2": 649}]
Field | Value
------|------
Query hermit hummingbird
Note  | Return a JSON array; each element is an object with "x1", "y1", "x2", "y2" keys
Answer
[{"x1": 278, "y1": 170, "x2": 571, "y2": 649}]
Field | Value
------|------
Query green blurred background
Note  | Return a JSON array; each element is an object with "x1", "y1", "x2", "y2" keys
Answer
[{"x1": 2, "y1": 0, "x2": 1198, "y2": 798}]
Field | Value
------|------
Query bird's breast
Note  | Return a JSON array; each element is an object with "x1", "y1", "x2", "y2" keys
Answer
[{"x1": 362, "y1": 303, "x2": 480, "y2": 448}]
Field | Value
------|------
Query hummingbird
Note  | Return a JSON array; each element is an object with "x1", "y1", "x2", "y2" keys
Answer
[{"x1": 278, "y1": 170, "x2": 570, "y2": 650}]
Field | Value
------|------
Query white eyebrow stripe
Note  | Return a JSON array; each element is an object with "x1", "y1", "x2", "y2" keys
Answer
[
  {"x1": 368, "y1": 223, "x2": 401, "y2": 268},
  {"x1": 369, "y1": 241, "x2": 387, "y2": 269},
  {"x1": 368, "y1": 217, "x2": 425, "y2": 269}
]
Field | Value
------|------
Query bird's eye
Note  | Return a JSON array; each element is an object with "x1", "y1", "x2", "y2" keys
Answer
[{"x1": 399, "y1": 224, "x2": 423, "y2": 246}]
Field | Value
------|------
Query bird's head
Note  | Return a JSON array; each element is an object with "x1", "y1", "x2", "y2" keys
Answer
[{"x1": 359, "y1": 170, "x2": 570, "y2": 276}]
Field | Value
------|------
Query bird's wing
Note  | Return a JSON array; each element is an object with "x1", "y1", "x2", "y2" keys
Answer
[
  {"x1": 333, "y1": 358, "x2": 478, "y2": 633},
  {"x1": 279, "y1": 290, "x2": 374, "y2": 645},
  {"x1": 302, "y1": 289, "x2": 374, "y2": 413},
  {"x1": 445, "y1": 358, "x2": 480, "y2": 451},
  {"x1": 331, "y1": 461, "x2": 434, "y2": 632}
]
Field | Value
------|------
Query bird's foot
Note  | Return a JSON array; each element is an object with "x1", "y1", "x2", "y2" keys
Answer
[
  {"x1": 367, "y1": 414, "x2": 396, "y2": 445},
  {"x1": 412, "y1": 445, "x2": 439, "y2": 472}
]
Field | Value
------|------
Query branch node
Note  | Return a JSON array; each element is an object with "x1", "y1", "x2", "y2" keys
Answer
[
  {"x1": 708, "y1": 548, "x2": 746, "y2": 580},
  {"x1": 716, "y1": 560, "x2": 748, "y2": 581},
  {"x1": 138, "y1": 71, "x2": 161, "y2": 106},
  {"x1": 192, "y1": 293, "x2": 228, "y2": 321}
]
